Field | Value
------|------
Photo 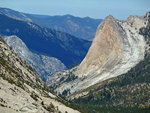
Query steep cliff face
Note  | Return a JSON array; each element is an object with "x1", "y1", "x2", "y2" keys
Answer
[
  {"x1": 2, "y1": 35, "x2": 66, "y2": 81},
  {"x1": 75, "y1": 14, "x2": 147, "y2": 84},
  {"x1": 46, "y1": 12, "x2": 150, "y2": 96},
  {"x1": 0, "y1": 36, "x2": 80, "y2": 113},
  {"x1": 74, "y1": 15, "x2": 150, "y2": 112},
  {"x1": 75, "y1": 15, "x2": 123, "y2": 77}
]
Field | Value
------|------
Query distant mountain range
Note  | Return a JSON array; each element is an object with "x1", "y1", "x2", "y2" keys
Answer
[
  {"x1": 0, "y1": 7, "x2": 102, "y2": 40},
  {"x1": 0, "y1": 12, "x2": 91, "y2": 68}
]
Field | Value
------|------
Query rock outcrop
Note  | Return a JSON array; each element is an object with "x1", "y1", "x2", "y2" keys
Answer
[
  {"x1": 2, "y1": 35, "x2": 66, "y2": 81},
  {"x1": 0, "y1": 36, "x2": 80, "y2": 113},
  {"x1": 46, "y1": 12, "x2": 150, "y2": 96},
  {"x1": 75, "y1": 14, "x2": 147, "y2": 82}
]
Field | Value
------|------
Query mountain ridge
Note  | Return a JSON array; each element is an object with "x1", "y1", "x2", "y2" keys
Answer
[
  {"x1": 46, "y1": 12, "x2": 149, "y2": 96},
  {"x1": 0, "y1": 12, "x2": 91, "y2": 67},
  {"x1": 0, "y1": 7, "x2": 102, "y2": 40}
]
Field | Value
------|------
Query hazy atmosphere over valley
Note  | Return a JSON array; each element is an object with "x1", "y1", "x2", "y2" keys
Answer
[{"x1": 0, "y1": 0, "x2": 150, "y2": 113}]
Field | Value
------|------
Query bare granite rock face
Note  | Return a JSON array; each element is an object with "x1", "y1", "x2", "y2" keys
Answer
[
  {"x1": 2, "y1": 35, "x2": 66, "y2": 81},
  {"x1": 0, "y1": 36, "x2": 80, "y2": 113},
  {"x1": 46, "y1": 12, "x2": 150, "y2": 96},
  {"x1": 75, "y1": 15, "x2": 123, "y2": 77}
]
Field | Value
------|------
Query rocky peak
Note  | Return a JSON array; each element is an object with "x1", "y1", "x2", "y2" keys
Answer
[
  {"x1": 75, "y1": 12, "x2": 148, "y2": 78},
  {"x1": 96, "y1": 15, "x2": 115, "y2": 34},
  {"x1": 47, "y1": 12, "x2": 149, "y2": 96},
  {"x1": 75, "y1": 15, "x2": 122, "y2": 77}
]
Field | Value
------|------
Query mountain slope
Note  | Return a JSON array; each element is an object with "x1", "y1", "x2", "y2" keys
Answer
[
  {"x1": 0, "y1": 35, "x2": 80, "y2": 113},
  {"x1": 0, "y1": 12, "x2": 91, "y2": 67},
  {"x1": 2, "y1": 35, "x2": 66, "y2": 81},
  {"x1": 73, "y1": 19, "x2": 150, "y2": 112},
  {"x1": 0, "y1": 7, "x2": 32, "y2": 21},
  {"x1": 46, "y1": 12, "x2": 149, "y2": 96},
  {"x1": 0, "y1": 7, "x2": 102, "y2": 41},
  {"x1": 74, "y1": 55, "x2": 150, "y2": 113},
  {"x1": 28, "y1": 14, "x2": 102, "y2": 41}
]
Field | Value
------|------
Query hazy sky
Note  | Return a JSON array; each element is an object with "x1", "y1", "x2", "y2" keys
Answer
[{"x1": 0, "y1": 0, "x2": 150, "y2": 19}]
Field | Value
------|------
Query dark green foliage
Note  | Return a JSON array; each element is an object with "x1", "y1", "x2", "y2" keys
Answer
[
  {"x1": 74, "y1": 53, "x2": 150, "y2": 113},
  {"x1": 64, "y1": 74, "x2": 78, "y2": 83},
  {"x1": 62, "y1": 89, "x2": 70, "y2": 96},
  {"x1": 139, "y1": 14, "x2": 150, "y2": 40},
  {"x1": 30, "y1": 91, "x2": 39, "y2": 101},
  {"x1": 49, "y1": 72, "x2": 78, "y2": 92},
  {"x1": 59, "y1": 77, "x2": 65, "y2": 82},
  {"x1": 44, "y1": 103, "x2": 55, "y2": 112},
  {"x1": 55, "y1": 97, "x2": 86, "y2": 113},
  {"x1": 41, "y1": 101, "x2": 44, "y2": 105},
  {"x1": 77, "y1": 105, "x2": 150, "y2": 113},
  {"x1": 43, "y1": 104, "x2": 54, "y2": 112},
  {"x1": 0, "y1": 103, "x2": 7, "y2": 107}
]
